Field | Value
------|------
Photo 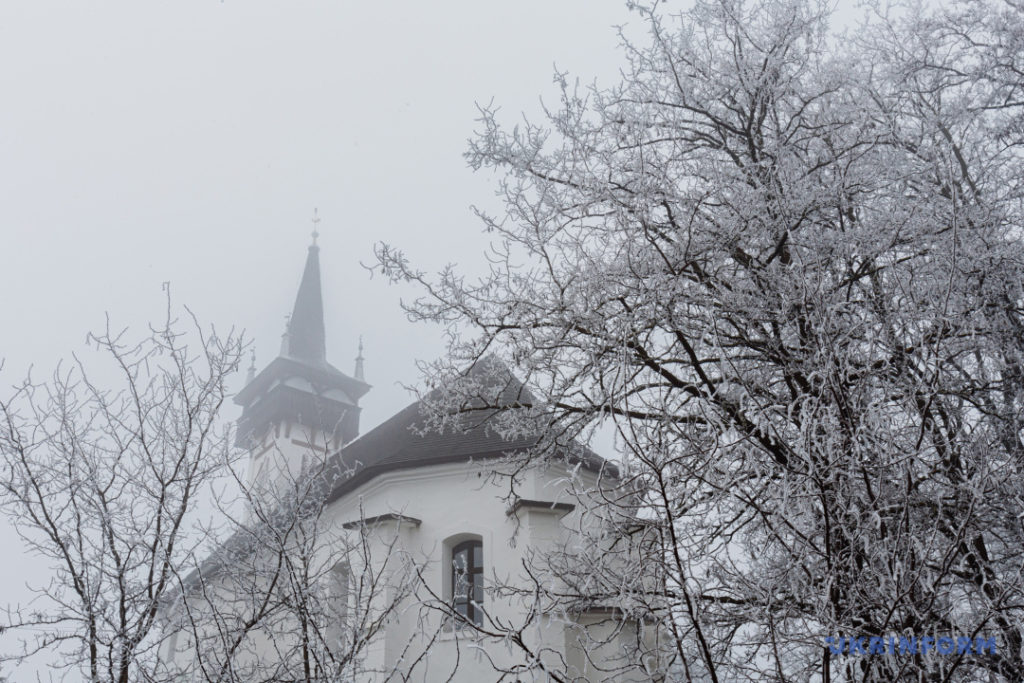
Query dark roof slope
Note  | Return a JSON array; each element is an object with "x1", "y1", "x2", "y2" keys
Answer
[
  {"x1": 324, "y1": 360, "x2": 614, "y2": 503},
  {"x1": 322, "y1": 400, "x2": 538, "y2": 504}
]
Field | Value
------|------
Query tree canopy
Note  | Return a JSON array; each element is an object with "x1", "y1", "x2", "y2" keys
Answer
[{"x1": 378, "y1": 1, "x2": 1024, "y2": 679}]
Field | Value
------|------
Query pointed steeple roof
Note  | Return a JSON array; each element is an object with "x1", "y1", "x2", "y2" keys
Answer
[{"x1": 282, "y1": 243, "x2": 327, "y2": 364}]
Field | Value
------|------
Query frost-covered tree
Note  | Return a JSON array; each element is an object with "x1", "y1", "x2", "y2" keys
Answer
[
  {"x1": 0, "y1": 305, "x2": 241, "y2": 683},
  {"x1": 0, "y1": 304, "x2": 420, "y2": 683},
  {"x1": 377, "y1": 1, "x2": 1024, "y2": 680}
]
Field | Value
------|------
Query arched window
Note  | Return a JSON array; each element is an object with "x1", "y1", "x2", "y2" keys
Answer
[{"x1": 451, "y1": 539, "x2": 483, "y2": 626}]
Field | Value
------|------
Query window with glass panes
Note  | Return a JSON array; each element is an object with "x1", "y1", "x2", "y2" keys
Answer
[{"x1": 451, "y1": 540, "x2": 483, "y2": 626}]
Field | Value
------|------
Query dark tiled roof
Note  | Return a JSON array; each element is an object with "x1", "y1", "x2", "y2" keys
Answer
[
  {"x1": 324, "y1": 360, "x2": 614, "y2": 503},
  {"x1": 323, "y1": 400, "x2": 542, "y2": 504}
]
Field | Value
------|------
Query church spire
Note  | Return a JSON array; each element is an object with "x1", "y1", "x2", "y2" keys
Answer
[
  {"x1": 234, "y1": 215, "x2": 370, "y2": 453},
  {"x1": 281, "y1": 212, "x2": 327, "y2": 364}
]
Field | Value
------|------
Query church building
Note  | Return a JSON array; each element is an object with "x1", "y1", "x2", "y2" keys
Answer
[{"x1": 161, "y1": 235, "x2": 660, "y2": 682}]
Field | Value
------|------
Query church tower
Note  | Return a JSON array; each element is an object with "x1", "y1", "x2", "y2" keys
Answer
[{"x1": 234, "y1": 221, "x2": 370, "y2": 490}]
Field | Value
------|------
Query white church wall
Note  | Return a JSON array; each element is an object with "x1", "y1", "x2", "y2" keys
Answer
[
  {"x1": 162, "y1": 452, "x2": 652, "y2": 681},
  {"x1": 321, "y1": 458, "x2": 635, "y2": 681}
]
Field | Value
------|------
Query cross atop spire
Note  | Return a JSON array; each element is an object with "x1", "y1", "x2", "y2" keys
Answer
[{"x1": 311, "y1": 208, "x2": 320, "y2": 247}]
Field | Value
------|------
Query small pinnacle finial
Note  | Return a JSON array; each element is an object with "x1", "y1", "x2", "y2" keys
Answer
[
  {"x1": 354, "y1": 335, "x2": 366, "y2": 381},
  {"x1": 311, "y1": 208, "x2": 320, "y2": 246},
  {"x1": 246, "y1": 349, "x2": 257, "y2": 384},
  {"x1": 280, "y1": 313, "x2": 292, "y2": 356}
]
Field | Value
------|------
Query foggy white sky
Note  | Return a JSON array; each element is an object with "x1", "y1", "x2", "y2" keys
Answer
[
  {"x1": 0, "y1": 0, "x2": 632, "y2": 416},
  {"x1": 0, "y1": 1, "x2": 632, "y2": 678}
]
